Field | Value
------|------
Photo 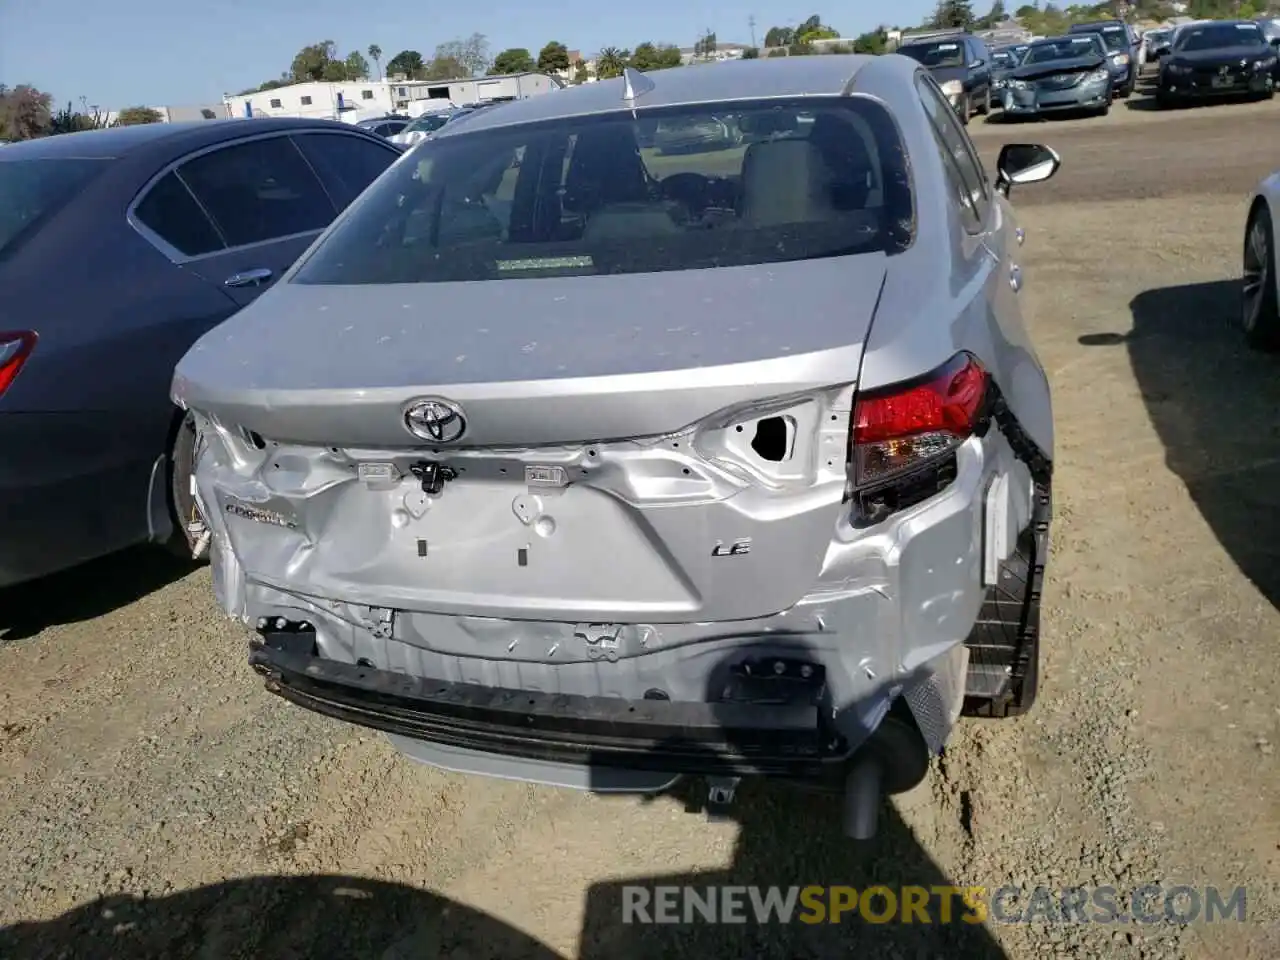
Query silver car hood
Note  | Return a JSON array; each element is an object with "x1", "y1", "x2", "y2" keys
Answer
[{"x1": 173, "y1": 255, "x2": 887, "y2": 447}]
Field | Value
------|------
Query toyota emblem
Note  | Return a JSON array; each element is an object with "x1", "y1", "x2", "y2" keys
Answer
[{"x1": 403, "y1": 397, "x2": 467, "y2": 443}]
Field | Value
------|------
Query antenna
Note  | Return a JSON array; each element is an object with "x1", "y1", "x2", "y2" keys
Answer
[{"x1": 620, "y1": 66, "x2": 655, "y2": 116}]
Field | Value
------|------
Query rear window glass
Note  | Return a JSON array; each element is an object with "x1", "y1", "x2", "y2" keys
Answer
[
  {"x1": 1075, "y1": 25, "x2": 1129, "y2": 51},
  {"x1": 898, "y1": 41, "x2": 967, "y2": 68},
  {"x1": 290, "y1": 97, "x2": 912, "y2": 286},
  {"x1": 0, "y1": 158, "x2": 110, "y2": 259},
  {"x1": 402, "y1": 113, "x2": 452, "y2": 134},
  {"x1": 1024, "y1": 36, "x2": 1104, "y2": 64}
]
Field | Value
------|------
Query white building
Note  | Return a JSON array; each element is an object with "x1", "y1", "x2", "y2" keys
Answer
[{"x1": 224, "y1": 72, "x2": 562, "y2": 123}]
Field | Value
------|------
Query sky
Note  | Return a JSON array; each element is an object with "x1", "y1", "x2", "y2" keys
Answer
[{"x1": 1, "y1": 0, "x2": 945, "y2": 109}]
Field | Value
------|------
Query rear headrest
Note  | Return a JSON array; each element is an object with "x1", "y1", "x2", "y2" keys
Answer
[{"x1": 739, "y1": 139, "x2": 835, "y2": 227}]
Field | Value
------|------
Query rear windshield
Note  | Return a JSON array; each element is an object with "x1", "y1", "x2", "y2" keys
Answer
[
  {"x1": 403, "y1": 113, "x2": 452, "y2": 134},
  {"x1": 0, "y1": 158, "x2": 110, "y2": 259},
  {"x1": 1024, "y1": 36, "x2": 1104, "y2": 64},
  {"x1": 1075, "y1": 25, "x2": 1129, "y2": 52},
  {"x1": 290, "y1": 97, "x2": 912, "y2": 286},
  {"x1": 899, "y1": 41, "x2": 967, "y2": 68},
  {"x1": 1176, "y1": 23, "x2": 1263, "y2": 51}
]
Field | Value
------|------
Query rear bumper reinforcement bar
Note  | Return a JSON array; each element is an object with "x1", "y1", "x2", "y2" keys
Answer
[{"x1": 248, "y1": 641, "x2": 853, "y2": 779}]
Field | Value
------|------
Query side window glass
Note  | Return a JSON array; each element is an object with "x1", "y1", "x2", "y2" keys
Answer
[
  {"x1": 292, "y1": 133, "x2": 400, "y2": 210},
  {"x1": 917, "y1": 76, "x2": 982, "y2": 232},
  {"x1": 917, "y1": 75, "x2": 989, "y2": 226},
  {"x1": 177, "y1": 136, "x2": 335, "y2": 248},
  {"x1": 134, "y1": 171, "x2": 225, "y2": 257}
]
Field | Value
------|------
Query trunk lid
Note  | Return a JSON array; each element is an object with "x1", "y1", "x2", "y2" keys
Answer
[
  {"x1": 185, "y1": 257, "x2": 886, "y2": 623},
  {"x1": 174, "y1": 256, "x2": 886, "y2": 447}
]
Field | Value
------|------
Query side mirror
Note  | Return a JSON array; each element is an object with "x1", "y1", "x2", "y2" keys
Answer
[
  {"x1": 995, "y1": 143, "x2": 1061, "y2": 196},
  {"x1": 970, "y1": 58, "x2": 986, "y2": 69}
]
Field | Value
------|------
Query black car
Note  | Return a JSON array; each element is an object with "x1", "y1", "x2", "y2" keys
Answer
[
  {"x1": 1157, "y1": 19, "x2": 1276, "y2": 107},
  {"x1": 0, "y1": 119, "x2": 402, "y2": 586},
  {"x1": 897, "y1": 31, "x2": 994, "y2": 124},
  {"x1": 355, "y1": 115, "x2": 412, "y2": 138},
  {"x1": 1068, "y1": 20, "x2": 1138, "y2": 97}
]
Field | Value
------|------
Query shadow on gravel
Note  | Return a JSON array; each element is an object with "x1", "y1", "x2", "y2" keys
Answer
[
  {"x1": 0, "y1": 799, "x2": 1009, "y2": 959},
  {"x1": 0, "y1": 874, "x2": 561, "y2": 959},
  {"x1": 1083, "y1": 279, "x2": 1280, "y2": 608},
  {"x1": 0, "y1": 547, "x2": 199, "y2": 645}
]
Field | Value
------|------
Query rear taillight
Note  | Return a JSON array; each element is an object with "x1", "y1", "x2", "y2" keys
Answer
[
  {"x1": 0, "y1": 331, "x2": 37, "y2": 399},
  {"x1": 851, "y1": 352, "x2": 989, "y2": 488}
]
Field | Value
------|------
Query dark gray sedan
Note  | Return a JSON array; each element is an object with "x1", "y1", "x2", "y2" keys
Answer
[{"x1": 0, "y1": 118, "x2": 403, "y2": 587}]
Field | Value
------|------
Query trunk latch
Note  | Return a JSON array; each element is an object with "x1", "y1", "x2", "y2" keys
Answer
[{"x1": 409, "y1": 460, "x2": 457, "y2": 496}]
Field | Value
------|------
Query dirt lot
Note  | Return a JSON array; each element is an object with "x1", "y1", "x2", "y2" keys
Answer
[{"x1": 2, "y1": 91, "x2": 1279, "y2": 960}]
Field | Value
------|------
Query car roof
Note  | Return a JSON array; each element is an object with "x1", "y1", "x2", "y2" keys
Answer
[
  {"x1": 0, "y1": 117, "x2": 374, "y2": 162},
  {"x1": 438, "y1": 57, "x2": 877, "y2": 136}
]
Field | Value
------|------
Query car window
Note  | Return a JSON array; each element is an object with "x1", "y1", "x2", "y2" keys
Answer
[
  {"x1": 0, "y1": 158, "x2": 111, "y2": 260},
  {"x1": 290, "y1": 96, "x2": 913, "y2": 286},
  {"x1": 921, "y1": 76, "x2": 988, "y2": 227},
  {"x1": 402, "y1": 113, "x2": 452, "y2": 135},
  {"x1": 1024, "y1": 36, "x2": 1105, "y2": 63},
  {"x1": 134, "y1": 170, "x2": 226, "y2": 257},
  {"x1": 292, "y1": 132, "x2": 400, "y2": 210},
  {"x1": 899, "y1": 40, "x2": 968, "y2": 68},
  {"x1": 916, "y1": 75, "x2": 987, "y2": 232},
  {"x1": 1176, "y1": 22, "x2": 1263, "y2": 51},
  {"x1": 176, "y1": 135, "x2": 335, "y2": 248}
]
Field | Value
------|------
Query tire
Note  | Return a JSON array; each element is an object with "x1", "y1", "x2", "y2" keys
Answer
[
  {"x1": 165, "y1": 411, "x2": 208, "y2": 559},
  {"x1": 1243, "y1": 202, "x2": 1280, "y2": 352},
  {"x1": 1118, "y1": 82, "x2": 1133, "y2": 99},
  {"x1": 958, "y1": 95, "x2": 970, "y2": 125},
  {"x1": 1096, "y1": 100, "x2": 1111, "y2": 117},
  {"x1": 979, "y1": 87, "x2": 991, "y2": 116}
]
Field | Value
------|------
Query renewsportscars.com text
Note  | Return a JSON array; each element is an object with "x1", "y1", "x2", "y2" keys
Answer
[{"x1": 621, "y1": 884, "x2": 1248, "y2": 925}]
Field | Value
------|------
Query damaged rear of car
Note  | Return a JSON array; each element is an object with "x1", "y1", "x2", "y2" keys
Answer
[{"x1": 172, "y1": 56, "x2": 1056, "y2": 838}]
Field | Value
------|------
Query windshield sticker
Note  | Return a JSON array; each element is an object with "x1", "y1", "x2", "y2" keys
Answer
[
  {"x1": 496, "y1": 256, "x2": 595, "y2": 272},
  {"x1": 936, "y1": 43, "x2": 959, "y2": 50},
  {"x1": 1237, "y1": 23, "x2": 1258, "y2": 29},
  {"x1": 1102, "y1": 25, "x2": 1123, "y2": 31}
]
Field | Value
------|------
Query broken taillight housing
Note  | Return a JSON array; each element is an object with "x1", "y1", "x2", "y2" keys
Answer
[
  {"x1": 0, "y1": 331, "x2": 37, "y2": 399},
  {"x1": 851, "y1": 352, "x2": 989, "y2": 490}
]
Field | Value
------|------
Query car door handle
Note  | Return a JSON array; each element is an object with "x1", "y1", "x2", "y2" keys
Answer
[{"x1": 224, "y1": 268, "x2": 273, "y2": 288}]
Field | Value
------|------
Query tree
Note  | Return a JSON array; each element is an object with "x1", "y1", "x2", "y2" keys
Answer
[
  {"x1": 572, "y1": 60, "x2": 590, "y2": 84},
  {"x1": 629, "y1": 42, "x2": 682, "y2": 70},
  {"x1": 385, "y1": 49, "x2": 425, "y2": 79},
  {"x1": 741, "y1": 46, "x2": 760, "y2": 59},
  {"x1": 433, "y1": 34, "x2": 490, "y2": 77},
  {"x1": 344, "y1": 51, "x2": 370, "y2": 80},
  {"x1": 596, "y1": 47, "x2": 628, "y2": 79},
  {"x1": 0, "y1": 84, "x2": 53, "y2": 140},
  {"x1": 368, "y1": 44, "x2": 383, "y2": 79},
  {"x1": 116, "y1": 105, "x2": 164, "y2": 126},
  {"x1": 853, "y1": 28, "x2": 889, "y2": 54},
  {"x1": 490, "y1": 48, "x2": 536, "y2": 74},
  {"x1": 290, "y1": 41, "x2": 340, "y2": 82},
  {"x1": 48, "y1": 101, "x2": 104, "y2": 135},
  {"x1": 795, "y1": 15, "x2": 839, "y2": 42},
  {"x1": 932, "y1": 0, "x2": 975, "y2": 27},
  {"x1": 424, "y1": 54, "x2": 468, "y2": 80},
  {"x1": 764, "y1": 26, "x2": 795, "y2": 47},
  {"x1": 537, "y1": 41, "x2": 571, "y2": 73},
  {"x1": 1015, "y1": 3, "x2": 1037, "y2": 14},
  {"x1": 694, "y1": 31, "x2": 718, "y2": 58}
]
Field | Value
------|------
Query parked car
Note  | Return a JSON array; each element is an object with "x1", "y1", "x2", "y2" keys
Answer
[
  {"x1": 1068, "y1": 20, "x2": 1138, "y2": 97},
  {"x1": 998, "y1": 33, "x2": 1113, "y2": 119},
  {"x1": 1144, "y1": 26, "x2": 1174, "y2": 63},
  {"x1": 0, "y1": 118, "x2": 403, "y2": 588},
  {"x1": 387, "y1": 110, "x2": 456, "y2": 147},
  {"x1": 1243, "y1": 170, "x2": 1280, "y2": 351},
  {"x1": 355, "y1": 115, "x2": 412, "y2": 138},
  {"x1": 1157, "y1": 19, "x2": 1276, "y2": 108},
  {"x1": 172, "y1": 57, "x2": 1060, "y2": 840},
  {"x1": 897, "y1": 30, "x2": 995, "y2": 123},
  {"x1": 989, "y1": 44, "x2": 1026, "y2": 101}
]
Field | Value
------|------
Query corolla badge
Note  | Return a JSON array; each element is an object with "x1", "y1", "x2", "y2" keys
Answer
[{"x1": 404, "y1": 397, "x2": 467, "y2": 443}]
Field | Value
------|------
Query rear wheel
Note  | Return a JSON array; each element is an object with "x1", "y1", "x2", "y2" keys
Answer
[
  {"x1": 165, "y1": 412, "x2": 209, "y2": 559},
  {"x1": 958, "y1": 95, "x2": 970, "y2": 125},
  {"x1": 1118, "y1": 82, "x2": 1133, "y2": 99},
  {"x1": 979, "y1": 87, "x2": 991, "y2": 115},
  {"x1": 1243, "y1": 202, "x2": 1280, "y2": 352}
]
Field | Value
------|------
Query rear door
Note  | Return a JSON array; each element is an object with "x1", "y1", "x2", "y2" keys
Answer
[
  {"x1": 291, "y1": 129, "x2": 402, "y2": 210},
  {"x1": 173, "y1": 133, "x2": 338, "y2": 307}
]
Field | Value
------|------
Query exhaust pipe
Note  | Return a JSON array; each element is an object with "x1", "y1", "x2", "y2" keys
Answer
[{"x1": 840, "y1": 709, "x2": 930, "y2": 840}]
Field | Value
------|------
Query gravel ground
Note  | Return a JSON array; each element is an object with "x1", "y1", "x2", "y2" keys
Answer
[{"x1": 2, "y1": 86, "x2": 1279, "y2": 959}]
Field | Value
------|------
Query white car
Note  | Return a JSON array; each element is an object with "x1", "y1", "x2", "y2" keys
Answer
[
  {"x1": 388, "y1": 109, "x2": 458, "y2": 147},
  {"x1": 1244, "y1": 174, "x2": 1280, "y2": 351}
]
